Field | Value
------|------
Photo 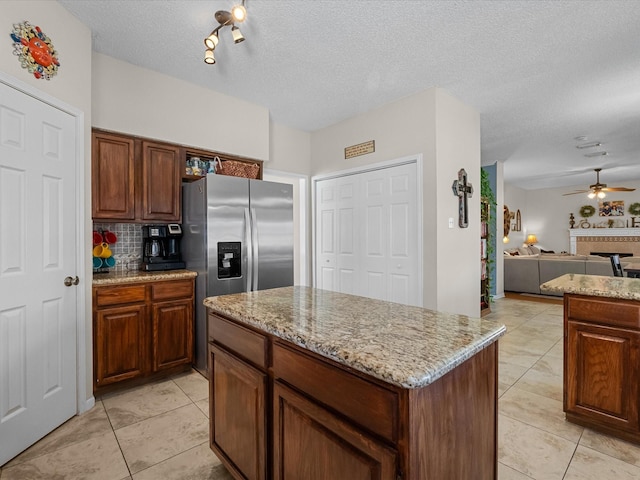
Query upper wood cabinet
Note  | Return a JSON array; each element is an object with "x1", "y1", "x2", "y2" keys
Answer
[
  {"x1": 140, "y1": 140, "x2": 181, "y2": 221},
  {"x1": 92, "y1": 131, "x2": 136, "y2": 220},
  {"x1": 92, "y1": 130, "x2": 182, "y2": 222}
]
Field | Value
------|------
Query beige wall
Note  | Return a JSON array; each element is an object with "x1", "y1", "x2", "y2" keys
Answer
[
  {"x1": 311, "y1": 88, "x2": 481, "y2": 317},
  {"x1": 269, "y1": 122, "x2": 311, "y2": 175},
  {"x1": 92, "y1": 54, "x2": 270, "y2": 161},
  {"x1": 0, "y1": 1, "x2": 94, "y2": 407}
]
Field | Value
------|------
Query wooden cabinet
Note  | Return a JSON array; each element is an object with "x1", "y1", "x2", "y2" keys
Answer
[
  {"x1": 93, "y1": 278, "x2": 195, "y2": 394},
  {"x1": 273, "y1": 381, "x2": 396, "y2": 479},
  {"x1": 208, "y1": 310, "x2": 498, "y2": 480},
  {"x1": 564, "y1": 294, "x2": 640, "y2": 443},
  {"x1": 210, "y1": 344, "x2": 267, "y2": 480},
  {"x1": 91, "y1": 130, "x2": 181, "y2": 222},
  {"x1": 94, "y1": 304, "x2": 146, "y2": 385},
  {"x1": 140, "y1": 140, "x2": 181, "y2": 221},
  {"x1": 92, "y1": 131, "x2": 136, "y2": 220}
]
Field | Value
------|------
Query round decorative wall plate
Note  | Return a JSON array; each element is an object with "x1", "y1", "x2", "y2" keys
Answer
[{"x1": 10, "y1": 21, "x2": 60, "y2": 80}]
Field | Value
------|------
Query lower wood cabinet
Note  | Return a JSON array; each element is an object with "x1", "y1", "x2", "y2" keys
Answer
[
  {"x1": 93, "y1": 278, "x2": 194, "y2": 394},
  {"x1": 273, "y1": 381, "x2": 396, "y2": 480},
  {"x1": 208, "y1": 310, "x2": 498, "y2": 480},
  {"x1": 210, "y1": 344, "x2": 267, "y2": 480},
  {"x1": 95, "y1": 304, "x2": 147, "y2": 386},
  {"x1": 564, "y1": 294, "x2": 640, "y2": 443}
]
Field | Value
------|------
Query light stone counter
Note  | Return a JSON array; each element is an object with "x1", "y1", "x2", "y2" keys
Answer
[
  {"x1": 204, "y1": 286, "x2": 506, "y2": 389},
  {"x1": 541, "y1": 273, "x2": 640, "y2": 301},
  {"x1": 93, "y1": 269, "x2": 197, "y2": 285}
]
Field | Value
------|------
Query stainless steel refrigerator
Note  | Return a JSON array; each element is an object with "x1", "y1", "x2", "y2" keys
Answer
[{"x1": 182, "y1": 175, "x2": 294, "y2": 374}]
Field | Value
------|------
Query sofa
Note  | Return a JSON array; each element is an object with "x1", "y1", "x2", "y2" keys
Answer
[{"x1": 504, "y1": 253, "x2": 636, "y2": 296}]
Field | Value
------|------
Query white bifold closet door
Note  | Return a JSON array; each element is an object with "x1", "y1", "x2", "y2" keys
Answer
[{"x1": 315, "y1": 161, "x2": 421, "y2": 306}]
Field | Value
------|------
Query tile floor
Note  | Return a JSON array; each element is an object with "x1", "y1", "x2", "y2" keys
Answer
[{"x1": 3, "y1": 296, "x2": 640, "y2": 479}]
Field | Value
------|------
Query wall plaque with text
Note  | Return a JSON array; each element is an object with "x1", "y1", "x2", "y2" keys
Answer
[{"x1": 345, "y1": 140, "x2": 375, "y2": 159}]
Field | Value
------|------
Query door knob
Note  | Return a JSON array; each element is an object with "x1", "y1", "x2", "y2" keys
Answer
[{"x1": 64, "y1": 276, "x2": 79, "y2": 286}]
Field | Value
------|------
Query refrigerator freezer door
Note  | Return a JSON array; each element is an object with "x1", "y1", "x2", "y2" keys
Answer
[
  {"x1": 249, "y1": 179, "x2": 294, "y2": 290},
  {"x1": 182, "y1": 178, "x2": 209, "y2": 373},
  {"x1": 207, "y1": 175, "x2": 250, "y2": 296}
]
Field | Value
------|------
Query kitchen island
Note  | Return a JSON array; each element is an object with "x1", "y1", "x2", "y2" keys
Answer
[
  {"x1": 542, "y1": 273, "x2": 640, "y2": 445},
  {"x1": 204, "y1": 286, "x2": 505, "y2": 480}
]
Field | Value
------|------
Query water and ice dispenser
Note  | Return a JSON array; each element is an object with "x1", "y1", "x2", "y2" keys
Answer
[{"x1": 218, "y1": 242, "x2": 241, "y2": 279}]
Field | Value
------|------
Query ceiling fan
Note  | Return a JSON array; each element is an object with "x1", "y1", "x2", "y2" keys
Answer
[{"x1": 562, "y1": 168, "x2": 636, "y2": 199}]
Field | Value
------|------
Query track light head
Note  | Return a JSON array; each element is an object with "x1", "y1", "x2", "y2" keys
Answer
[
  {"x1": 204, "y1": 31, "x2": 219, "y2": 50},
  {"x1": 232, "y1": 26, "x2": 245, "y2": 43},
  {"x1": 231, "y1": 4, "x2": 247, "y2": 23},
  {"x1": 204, "y1": 49, "x2": 216, "y2": 64}
]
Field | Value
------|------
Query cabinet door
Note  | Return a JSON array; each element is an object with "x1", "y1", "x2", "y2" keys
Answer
[
  {"x1": 94, "y1": 304, "x2": 147, "y2": 387},
  {"x1": 152, "y1": 299, "x2": 193, "y2": 371},
  {"x1": 140, "y1": 140, "x2": 181, "y2": 221},
  {"x1": 566, "y1": 320, "x2": 640, "y2": 431},
  {"x1": 92, "y1": 131, "x2": 135, "y2": 220},
  {"x1": 210, "y1": 344, "x2": 267, "y2": 480},
  {"x1": 273, "y1": 381, "x2": 397, "y2": 480}
]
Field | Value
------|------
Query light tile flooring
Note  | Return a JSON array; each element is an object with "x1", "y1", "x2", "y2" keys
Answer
[{"x1": 3, "y1": 296, "x2": 640, "y2": 479}]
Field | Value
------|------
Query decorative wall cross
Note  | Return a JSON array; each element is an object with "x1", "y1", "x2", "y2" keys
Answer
[{"x1": 452, "y1": 168, "x2": 473, "y2": 228}]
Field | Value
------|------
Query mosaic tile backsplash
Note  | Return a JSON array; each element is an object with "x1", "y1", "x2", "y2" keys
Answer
[{"x1": 93, "y1": 223, "x2": 143, "y2": 272}]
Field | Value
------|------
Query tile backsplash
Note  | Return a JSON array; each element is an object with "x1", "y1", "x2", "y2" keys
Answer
[{"x1": 93, "y1": 223, "x2": 143, "y2": 272}]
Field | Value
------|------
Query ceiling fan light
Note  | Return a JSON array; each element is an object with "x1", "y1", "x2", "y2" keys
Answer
[
  {"x1": 204, "y1": 49, "x2": 216, "y2": 64},
  {"x1": 588, "y1": 192, "x2": 596, "y2": 199},
  {"x1": 597, "y1": 191, "x2": 606, "y2": 199},
  {"x1": 231, "y1": 26, "x2": 245, "y2": 43},
  {"x1": 230, "y1": 4, "x2": 247, "y2": 23},
  {"x1": 204, "y1": 31, "x2": 219, "y2": 50}
]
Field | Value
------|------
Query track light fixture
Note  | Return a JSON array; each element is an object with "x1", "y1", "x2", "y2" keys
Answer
[{"x1": 203, "y1": 1, "x2": 247, "y2": 65}]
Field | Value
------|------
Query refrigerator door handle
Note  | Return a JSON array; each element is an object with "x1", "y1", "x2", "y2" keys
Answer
[
  {"x1": 244, "y1": 207, "x2": 252, "y2": 292},
  {"x1": 250, "y1": 207, "x2": 259, "y2": 291}
]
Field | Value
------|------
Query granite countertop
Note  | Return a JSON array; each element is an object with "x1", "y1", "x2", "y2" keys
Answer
[
  {"x1": 541, "y1": 273, "x2": 640, "y2": 301},
  {"x1": 204, "y1": 286, "x2": 506, "y2": 389},
  {"x1": 93, "y1": 269, "x2": 197, "y2": 285}
]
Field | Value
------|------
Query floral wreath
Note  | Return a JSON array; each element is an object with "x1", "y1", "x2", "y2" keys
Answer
[
  {"x1": 629, "y1": 202, "x2": 640, "y2": 216},
  {"x1": 579, "y1": 205, "x2": 596, "y2": 218},
  {"x1": 10, "y1": 21, "x2": 60, "y2": 80}
]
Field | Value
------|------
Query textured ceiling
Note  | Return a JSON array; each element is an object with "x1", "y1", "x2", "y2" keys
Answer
[{"x1": 58, "y1": 0, "x2": 640, "y2": 190}]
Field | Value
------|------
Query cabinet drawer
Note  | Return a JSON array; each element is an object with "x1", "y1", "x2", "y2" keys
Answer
[
  {"x1": 567, "y1": 295, "x2": 640, "y2": 330},
  {"x1": 209, "y1": 314, "x2": 267, "y2": 369},
  {"x1": 95, "y1": 284, "x2": 147, "y2": 307},
  {"x1": 152, "y1": 279, "x2": 193, "y2": 301},
  {"x1": 273, "y1": 342, "x2": 398, "y2": 443}
]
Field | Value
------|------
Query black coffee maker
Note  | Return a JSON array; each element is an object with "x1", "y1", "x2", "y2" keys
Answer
[{"x1": 142, "y1": 224, "x2": 186, "y2": 271}]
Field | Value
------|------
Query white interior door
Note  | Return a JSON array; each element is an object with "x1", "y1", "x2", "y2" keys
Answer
[
  {"x1": 0, "y1": 82, "x2": 78, "y2": 465},
  {"x1": 314, "y1": 161, "x2": 421, "y2": 306}
]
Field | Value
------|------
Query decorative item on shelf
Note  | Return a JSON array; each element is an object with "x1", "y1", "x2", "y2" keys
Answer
[
  {"x1": 216, "y1": 159, "x2": 261, "y2": 179},
  {"x1": 10, "y1": 21, "x2": 60, "y2": 80},
  {"x1": 203, "y1": 0, "x2": 247, "y2": 65},
  {"x1": 579, "y1": 205, "x2": 596, "y2": 218},
  {"x1": 569, "y1": 212, "x2": 575, "y2": 229},
  {"x1": 629, "y1": 202, "x2": 640, "y2": 216}
]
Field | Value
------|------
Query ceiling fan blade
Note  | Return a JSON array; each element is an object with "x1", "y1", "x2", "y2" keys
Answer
[
  {"x1": 601, "y1": 187, "x2": 636, "y2": 192},
  {"x1": 562, "y1": 190, "x2": 590, "y2": 196}
]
